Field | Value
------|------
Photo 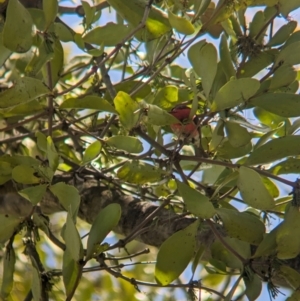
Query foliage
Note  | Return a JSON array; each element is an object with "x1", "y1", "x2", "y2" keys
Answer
[{"x1": 0, "y1": 0, "x2": 300, "y2": 300}]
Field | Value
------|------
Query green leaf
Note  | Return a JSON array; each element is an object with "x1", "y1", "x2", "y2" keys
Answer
[
  {"x1": 2, "y1": 0, "x2": 33, "y2": 53},
  {"x1": 253, "y1": 224, "x2": 279, "y2": 258},
  {"x1": 188, "y1": 40, "x2": 206, "y2": 79},
  {"x1": 266, "y1": 21, "x2": 297, "y2": 46},
  {"x1": 237, "y1": 167, "x2": 275, "y2": 210},
  {"x1": 82, "y1": 1, "x2": 96, "y2": 28},
  {"x1": 0, "y1": 77, "x2": 49, "y2": 109},
  {"x1": 114, "y1": 92, "x2": 139, "y2": 130},
  {"x1": 155, "y1": 220, "x2": 198, "y2": 285},
  {"x1": 217, "y1": 208, "x2": 265, "y2": 245},
  {"x1": 279, "y1": 0, "x2": 300, "y2": 17},
  {"x1": 269, "y1": 64, "x2": 297, "y2": 91},
  {"x1": 12, "y1": 165, "x2": 40, "y2": 184},
  {"x1": 211, "y1": 237, "x2": 250, "y2": 269},
  {"x1": 276, "y1": 207, "x2": 300, "y2": 259},
  {"x1": 31, "y1": 265, "x2": 42, "y2": 301},
  {"x1": 247, "y1": 136, "x2": 300, "y2": 165},
  {"x1": 0, "y1": 247, "x2": 15, "y2": 299},
  {"x1": 43, "y1": 0, "x2": 58, "y2": 29},
  {"x1": 54, "y1": 22, "x2": 74, "y2": 42},
  {"x1": 42, "y1": 37, "x2": 64, "y2": 87},
  {"x1": 220, "y1": 34, "x2": 235, "y2": 80},
  {"x1": 106, "y1": 136, "x2": 143, "y2": 153},
  {"x1": 64, "y1": 211, "x2": 83, "y2": 261},
  {"x1": 35, "y1": 131, "x2": 47, "y2": 153},
  {"x1": 0, "y1": 161, "x2": 12, "y2": 185},
  {"x1": 271, "y1": 158, "x2": 300, "y2": 175},
  {"x1": 60, "y1": 96, "x2": 117, "y2": 113},
  {"x1": 86, "y1": 203, "x2": 121, "y2": 260},
  {"x1": 216, "y1": 139, "x2": 252, "y2": 159},
  {"x1": 0, "y1": 214, "x2": 21, "y2": 243},
  {"x1": 25, "y1": 39, "x2": 54, "y2": 76},
  {"x1": 153, "y1": 85, "x2": 178, "y2": 109},
  {"x1": 239, "y1": 50, "x2": 277, "y2": 78},
  {"x1": 275, "y1": 41, "x2": 300, "y2": 67},
  {"x1": 82, "y1": 140, "x2": 102, "y2": 164},
  {"x1": 225, "y1": 121, "x2": 251, "y2": 147},
  {"x1": 147, "y1": 104, "x2": 178, "y2": 126},
  {"x1": 243, "y1": 274, "x2": 262, "y2": 301},
  {"x1": 279, "y1": 265, "x2": 300, "y2": 290},
  {"x1": 83, "y1": 22, "x2": 132, "y2": 46},
  {"x1": 47, "y1": 136, "x2": 59, "y2": 172},
  {"x1": 62, "y1": 250, "x2": 81, "y2": 298},
  {"x1": 176, "y1": 180, "x2": 215, "y2": 218},
  {"x1": 168, "y1": 11, "x2": 194, "y2": 35},
  {"x1": 211, "y1": 78, "x2": 260, "y2": 111},
  {"x1": 18, "y1": 184, "x2": 48, "y2": 205},
  {"x1": 49, "y1": 183, "x2": 80, "y2": 220},
  {"x1": 197, "y1": 43, "x2": 218, "y2": 97},
  {"x1": 117, "y1": 161, "x2": 164, "y2": 184},
  {"x1": 106, "y1": 0, "x2": 171, "y2": 41},
  {"x1": 250, "y1": 93, "x2": 300, "y2": 118}
]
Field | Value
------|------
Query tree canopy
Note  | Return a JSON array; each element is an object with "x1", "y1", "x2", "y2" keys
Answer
[{"x1": 1, "y1": 0, "x2": 300, "y2": 300}]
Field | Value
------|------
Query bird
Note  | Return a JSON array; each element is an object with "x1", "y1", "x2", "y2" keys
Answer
[
  {"x1": 169, "y1": 105, "x2": 200, "y2": 142},
  {"x1": 168, "y1": 105, "x2": 204, "y2": 157}
]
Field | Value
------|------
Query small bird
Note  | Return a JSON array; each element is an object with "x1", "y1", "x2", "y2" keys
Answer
[
  {"x1": 169, "y1": 105, "x2": 200, "y2": 142},
  {"x1": 169, "y1": 105, "x2": 204, "y2": 157}
]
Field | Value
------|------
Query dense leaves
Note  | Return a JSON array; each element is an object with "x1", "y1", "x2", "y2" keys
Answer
[{"x1": 1, "y1": 0, "x2": 300, "y2": 300}]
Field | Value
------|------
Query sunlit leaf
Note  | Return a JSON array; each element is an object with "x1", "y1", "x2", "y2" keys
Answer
[
  {"x1": 168, "y1": 11, "x2": 194, "y2": 35},
  {"x1": 0, "y1": 247, "x2": 15, "y2": 299},
  {"x1": 43, "y1": 0, "x2": 58, "y2": 29},
  {"x1": 12, "y1": 165, "x2": 40, "y2": 184},
  {"x1": 82, "y1": 141, "x2": 102, "y2": 164}
]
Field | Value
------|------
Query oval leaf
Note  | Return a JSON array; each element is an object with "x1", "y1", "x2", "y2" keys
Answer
[
  {"x1": 211, "y1": 78, "x2": 260, "y2": 111},
  {"x1": 60, "y1": 96, "x2": 117, "y2": 113},
  {"x1": 225, "y1": 121, "x2": 251, "y2": 147},
  {"x1": 247, "y1": 136, "x2": 300, "y2": 165},
  {"x1": 82, "y1": 140, "x2": 102, "y2": 164},
  {"x1": 237, "y1": 167, "x2": 275, "y2": 210},
  {"x1": 155, "y1": 220, "x2": 198, "y2": 285},
  {"x1": 49, "y1": 183, "x2": 80, "y2": 219},
  {"x1": 64, "y1": 211, "x2": 83, "y2": 261},
  {"x1": 168, "y1": 11, "x2": 194, "y2": 35},
  {"x1": 86, "y1": 203, "x2": 121, "y2": 260},
  {"x1": 12, "y1": 165, "x2": 40, "y2": 184},
  {"x1": 176, "y1": 180, "x2": 216, "y2": 218},
  {"x1": 197, "y1": 43, "x2": 218, "y2": 97},
  {"x1": 217, "y1": 208, "x2": 265, "y2": 245},
  {"x1": 0, "y1": 77, "x2": 49, "y2": 109},
  {"x1": 3, "y1": 0, "x2": 33, "y2": 53},
  {"x1": 117, "y1": 161, "x2": 164, "y2": 184},
  {"x1": 18, "y1": 184, "x2": 48, "y2": 205},
  {"x1": 250, "y1": 93, "x2": 300, "y2": 118},
  {"x1": 114, "y1": 92, "x2": 139, "y2": 130},
  {"x1": 106, "y1": 136, "x2": 143, "y2": 153}
]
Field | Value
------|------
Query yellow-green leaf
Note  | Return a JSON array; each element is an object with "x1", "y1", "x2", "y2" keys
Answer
[
  {"x1": 168, "y1": 11, "x2": 194, "y2": 35},
  {"x1": 82, "y1": 141, "x2": 102, "y2": 164}
]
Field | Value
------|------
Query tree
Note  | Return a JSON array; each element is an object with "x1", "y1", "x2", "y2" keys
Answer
[{"x1": 0, "y1": 0, "x2": 300, "y2": 299}]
